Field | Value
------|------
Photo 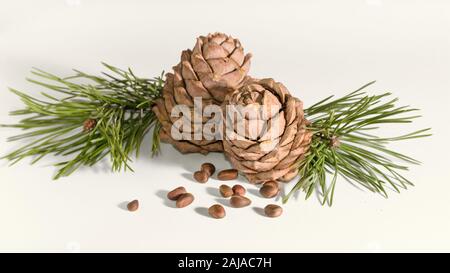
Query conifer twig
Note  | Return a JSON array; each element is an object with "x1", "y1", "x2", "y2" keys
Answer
[
  {"x1": 1, "y1": 63, "x2": 164, "y2": 179},
  {"x1": 283, "y1": 81, "x2": 431, "y2": 205}
]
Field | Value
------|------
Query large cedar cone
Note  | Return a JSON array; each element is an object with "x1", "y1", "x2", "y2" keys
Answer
[
  {"x1": 153, "y1": 33, "x2": 252, "y2": 154},
  {"x1": 222, "y1": 78, "x2": 312, "y2": 183}
]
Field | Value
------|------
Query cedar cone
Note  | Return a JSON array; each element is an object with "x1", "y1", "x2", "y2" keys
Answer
[
  {"x1": 222, "y1": 78, "x2": 312, "y2": 183},
  {"x1": 153, "y1": 33, "x2": 252, "y2": 154},
  {"x1": 83, "y1": 118, "x2": 97, "y2": 132}
]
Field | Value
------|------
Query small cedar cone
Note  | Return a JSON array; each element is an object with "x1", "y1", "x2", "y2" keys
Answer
[
  {"x1": 330, "y1": 136, "x2": 341, "y2": 148},
  {"x1": 222, "y1": 78, "x2": 312, "y2": 183},
  {"x1": 152, "y1": 32, "x2": 252, "y2": 155},
  {"x1": 83, "y1": 118, "x2": 97, "y2": 132}
]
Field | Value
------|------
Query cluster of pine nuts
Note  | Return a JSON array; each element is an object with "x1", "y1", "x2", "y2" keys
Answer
[{"x1": 125, "y1": 162, "x2": 283, "y2": 218}]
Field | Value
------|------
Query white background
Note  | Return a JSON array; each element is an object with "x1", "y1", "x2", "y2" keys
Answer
[{"x1": 0, "y1": 0, "x2": 449, "y2": 252}]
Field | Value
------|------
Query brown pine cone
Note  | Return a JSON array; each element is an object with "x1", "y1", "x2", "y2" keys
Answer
[
  {"x1": 83, "y1": 118, "x2": 97, "y2": 132},
  {"x1": 191, "y1": 32, "x2": 252, "y2": 103},
  {"x1": 152, "y1": 33, "x2": 252, "y2": 155},
  {"x1": 222, "y1": 78, "x2": 312, "y2": 183}
]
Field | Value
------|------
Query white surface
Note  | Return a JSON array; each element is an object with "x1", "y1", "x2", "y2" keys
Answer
[{"x1": 0, "y1": 0, "x2": 449, "y2": 252}]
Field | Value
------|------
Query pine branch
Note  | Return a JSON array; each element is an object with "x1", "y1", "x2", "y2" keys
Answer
[
  {"x1": 1, "y1": 63, "x2": 164, "y2": 179},
  {"x1": 283, "y1": 81, "x2": 431, "y2": 206}
]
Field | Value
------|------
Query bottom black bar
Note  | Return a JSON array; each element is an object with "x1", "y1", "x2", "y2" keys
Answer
[{"x1": 0, "y1": 252, "x2": 440, "y2": 272}]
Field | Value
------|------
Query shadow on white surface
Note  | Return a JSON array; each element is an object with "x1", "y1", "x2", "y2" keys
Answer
[
  {"x1": 117, "y1": 201, "x2": 129, "y2": 211},
  {"x1": 181, "y1": 172, "x2": 196, "y2": 182},
  {"x1": 155, "y1": 189, "x2": 177, "y2": 208},
  {"x1": 252, "y1": 207, "x2": 265, "y2": 217},
  {"x1": 150, "y1": 143, "x2": 218, "y2": 173},
  {"x1": 205, "y1": 186, "x2": 222, "y2": 198},
  {"x1": 194, "y1": 207, "x2": 210, "y2": 218},
  {"x1": 214, "y1": 198, "x2": 232, "y2": 208},
  {"x1": 247, "y1": 188, "x2": 260, "y2": 198}
]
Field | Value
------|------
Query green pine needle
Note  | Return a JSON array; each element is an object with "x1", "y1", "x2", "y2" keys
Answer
[
  {"x1": 283, "y1": 81, "x2": 431, "y2": 206},
  {"x1": 1, "y1": 63, "x2": 164, "y2": 179}
]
